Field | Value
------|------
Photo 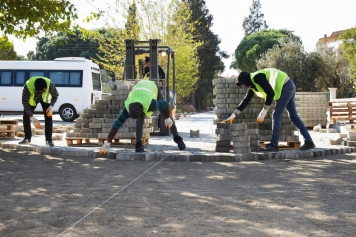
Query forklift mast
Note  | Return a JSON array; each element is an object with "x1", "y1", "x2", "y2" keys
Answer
[
  {"x1": 123, "y1": 39, "x2": 176, "y2": 103},
  {"x1": 122, "y1": 39, "x2": 177, "y2": 136}
]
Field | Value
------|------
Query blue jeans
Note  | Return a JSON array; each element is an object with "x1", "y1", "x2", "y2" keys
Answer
[{"x1": 270, "y1": 79, "x2": 312, "y2": 146}]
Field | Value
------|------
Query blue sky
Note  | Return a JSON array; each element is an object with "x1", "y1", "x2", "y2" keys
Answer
[{"x1": 9, "y1": 0, "x2": 356, "y2": 77}]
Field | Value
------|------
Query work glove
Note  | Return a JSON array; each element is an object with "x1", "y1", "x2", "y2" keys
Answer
[
  {"x1": 257, "y1": 108, "x2": 268, "y2": 123},
  {"x1": 223, "y1": 109, "x2": 241, "y2": 124},
  {"x1": 165, "y1": 117, "x2": 173, "y2": 128},
  {"x1": 30, "y1": 116, "x2": 41, "y2": 128},
  {"x1": 99, "y1": 141, "x2": 111, "y2": 154},
  {"x1": 46, "y1": 105, "x2": 53, "y2": 117}
]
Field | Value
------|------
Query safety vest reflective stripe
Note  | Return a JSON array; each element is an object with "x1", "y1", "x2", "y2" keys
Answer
[
  {"x1": 131, "y1": 87, "x2": 156, "y2": 94},
  {"x1": 269, "y1": 68, "x2": 279, "y2": 90}
]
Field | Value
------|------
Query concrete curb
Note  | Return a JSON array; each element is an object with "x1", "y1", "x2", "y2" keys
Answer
[{"x1": 1, "y1": 142, "x2": 355, "y2": 162}]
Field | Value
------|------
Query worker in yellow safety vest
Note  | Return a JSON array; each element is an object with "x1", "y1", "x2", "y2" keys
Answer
[
  {"x1": 224, "y1": 68, "x2": 315, "y2": 151},
  {"x1": 19, "y1": 77, "x2": 59, "y2": 146},
  {"x1": 99, "y1": 80, "x2": 185, "y2": 154}
]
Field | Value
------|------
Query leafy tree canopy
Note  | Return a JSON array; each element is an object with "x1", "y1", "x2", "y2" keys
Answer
[
  {"x1": 340, "y1": 27, "x2": 356, "y2": 82},
  {"x1": 0, "y1": 35, "x2": 17, "y2": 60},
  {"x1": 257, "y1": 39, "x2": 350, "y2": 94},
  {"x1": 34, "y1": 29, "x2": 104, "y2": 63},
  {"x1": 234, "y1": 29, "x2": 300, "y2": 72},
  {"x1": 0, "y1": 0, "x2": 78, "y2": 39}
]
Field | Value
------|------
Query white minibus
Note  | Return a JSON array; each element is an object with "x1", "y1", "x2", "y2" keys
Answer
[{"x1": 0, "y1": 57, "x2": 102, "y2": 122}]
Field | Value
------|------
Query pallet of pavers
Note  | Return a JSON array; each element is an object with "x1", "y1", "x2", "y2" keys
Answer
[
  {"x1": 65, "y1": 136, "x2": 150, "y2": 147},
  {"x1": 0, "y1": 118, "x2": 18, "y2": 138},
  {"x1": 65, "y1": 79, "x2": 153, "y2": 147}
]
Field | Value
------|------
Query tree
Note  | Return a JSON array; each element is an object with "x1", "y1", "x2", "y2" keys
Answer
[
  {"x1": 234, "y1": 29, "x2": 300, "y2": 72},
  {"x1": 256, "y1": 39, "x2": 350, "y2": 93},
  {"x1": 98, "y1": 0, "x2": 200, "y2": 100},
  {"x1": 0, "y1": 35, "x2": 17, "y2": 60},
  {"x1": 0, "y1": 0, "x2": 78, "y2": 39},
  {"x1": 188, "y1": 0, "x2": 228, "y2": 110},
  {"x1": 34, "y1": 29, "x2": 103, "y2": 63},
  {"x1": 314, "y1": 43, "x2": 350, "y2": 96},
  {"x1": 340, "y1": 28, "x2": 356, "y2": 84},
  {"x1": 124, "y1": 0, "x2": 141, "y2": 40},
  {"x1": 242, "y1": 0, "x2": 268, "y2": 36}
]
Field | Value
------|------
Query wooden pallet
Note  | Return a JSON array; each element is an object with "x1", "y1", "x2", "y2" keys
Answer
[
  {"x1": 65, "y1": 137, "x2": 150, "y2": 147},
  {"x1": 329, "y1": 101, "x2": 356, "y2": 124},
  {"x1": 0, "y1": 119, "x2": 17, "y2": 139},
  {"x1": 260, "y1": 141, "x2": 301, "y2": 150}
]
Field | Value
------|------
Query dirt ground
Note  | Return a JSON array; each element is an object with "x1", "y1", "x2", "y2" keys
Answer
[{"x1": 1, "y1": 149, "x2": 356, "y2": 237}]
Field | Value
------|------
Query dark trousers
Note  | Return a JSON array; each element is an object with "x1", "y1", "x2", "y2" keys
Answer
[
  {"x1": 23, "y1": 101, "x2": 53, "y2": 141},
  {"x1": 135, "y1": 114, "x2": 178, "y2": 143}
]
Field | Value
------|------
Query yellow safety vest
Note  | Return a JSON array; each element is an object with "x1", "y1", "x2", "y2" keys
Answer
[
  {"x1": 250, "y1": 68, "x2": 288, "y2": 100},
  {"x1": 26, "y1": 76, "x2": 52, "y2": 106},
  {"x1": 125, "y1": 80, "x2": 158, "y2": 117}
]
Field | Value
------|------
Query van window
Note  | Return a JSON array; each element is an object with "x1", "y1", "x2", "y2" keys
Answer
[
  {"x1": 48, "y1": 70, "x2": 82, "y2": 87},
  {"x1": 0, "y1": 71, "x2": 12, "y2": 86}
]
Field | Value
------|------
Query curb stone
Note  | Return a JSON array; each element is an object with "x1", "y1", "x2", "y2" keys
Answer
[{"x1": 1, "y1": 141, "x2": 356, "y2": 162}]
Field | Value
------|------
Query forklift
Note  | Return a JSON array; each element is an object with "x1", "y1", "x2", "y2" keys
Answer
[{"x1": 122, "y1": 39, "x2": 177, "y2": 136}]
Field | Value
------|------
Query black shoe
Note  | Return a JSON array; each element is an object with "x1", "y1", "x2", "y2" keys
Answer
[
  {"x1": 18, "y1": 138, "x2": 31, "y2": 144},
  {"x1": 299, "y1": 141, "x2": 315, "y2": 151},
  {"x1": 135, "y1": 141, "x2": 145, "y2": 152},
  {"x1": 261, "y1": 143, "x2": 278, "y2": 152},
  {"x1": 174, "y1": 136, "x2": 186, "y2": 150},
  {"x1": 46, "y1": 140, "x2": 54, "y2": 147}
]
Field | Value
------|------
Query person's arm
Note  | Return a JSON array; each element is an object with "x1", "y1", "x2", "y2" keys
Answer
[
  {"x1": 21, "y1": 86, "x2": 33, "y2": 116},
  {"x1": 49, "y1": 82, "x2": 59, "y2": 107},
  {"x1": 107, "y1": 107, "x2": 130, "y2": 142},
  {"x1": 236, "y1": 89, "x2": 254, "y2": 112},
  {"x1": 254, "y1": 73, "x2": 274, "y2": 108},
  {"x1": 158, "y1": 66, "x2": 165, "y2": 79},
  {"x1": 148, "y1": 99, "x2": 171, "y2": 118}
]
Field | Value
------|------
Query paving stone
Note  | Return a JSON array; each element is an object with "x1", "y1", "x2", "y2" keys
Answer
[
  {"x1": 116, "y1": 152, "x2": 131, "y2": 160},
  {"x1": 235, "y1": 154, "x2": 243, "y2": 162},
  {"x1": 35, "y1": 146, "x2": 52, "y2": 154},
  {"x1": 130, "y1": 153, "x2": 146, "y2": 161},
  {"x1": 204, "y1": 154, "x2": 220, "y2": 162},
  {"x1": 175, "y1": 153, "x2": 190, "y2": 161},
  {"x1": 232, "y1": 147, "x2": 251, "y2": 154},
  {"x1": 219, "y1": 153, "x2": 236, "y2": 162},
  {"x1": 217, "y1": 123, "x2": 230, "y2": 129},
  {"x1": 14, "y1": 144, "x2": 34, "y2": 151},
  {"x1": 189, "y1": 153, "x2": 204, "y2": 162},
  {"x1": 215, "y1": 147, "x2": 230, "y2": 153},
  {"x1": 145, "y1": 152, "x2": 160, "y2": 161},
  {"x1": 242, "y1": 153, "x2": 258, "y2": 161},
  {"x1": 232, "y1": 142, "x2": 250, "y2": 148}
]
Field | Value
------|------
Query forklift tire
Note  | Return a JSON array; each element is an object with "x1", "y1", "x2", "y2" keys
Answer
[{"x1": 158, "y1": 114, "x2": 170, "y2": 136}]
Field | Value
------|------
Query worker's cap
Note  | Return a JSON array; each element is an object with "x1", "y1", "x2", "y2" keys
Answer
[
  {"x1": 128, "y1": 102, "x2": 143, "y2": 119},
  {"x1": 236, "y1": 71, "x2": 251, "y2": 87},
  {"x1": 34, "y1": 78, "x2": 47, "y2": 91},
  {"x1": 145, "y1": 56, "x2": 150, "y2": 63}
]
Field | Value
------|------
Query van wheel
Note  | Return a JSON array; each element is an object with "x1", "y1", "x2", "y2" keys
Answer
[{"x1": 59, "y1": 105, "x2": 77, "y2": 122}]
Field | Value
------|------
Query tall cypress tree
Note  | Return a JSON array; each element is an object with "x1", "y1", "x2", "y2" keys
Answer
[
  {"x1": 125, "y1": 0, "x2": 141, "y2": 40},
  {"x1": 242, "y1": 0, "x2": 268, "y2": 36},
  {"x1": 188, "y1": 0, "x2": 227, "y2": 110}
]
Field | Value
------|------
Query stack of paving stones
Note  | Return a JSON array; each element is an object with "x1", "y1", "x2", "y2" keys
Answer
[
  {"x1": 230, "y1": 123, "x2": 251, "y2": 154},
  {"x1": 212, "y1": 78, "x2": 299, "y2": 143},
  {"x1": 295, "y1": 92, "x2": 328, "y2": 127},
  {"x1": 66, "y1": 79, "x2": 153, "y2": 142},
  {"x1": 246, "y1": 122, "x2": 260, "y2": 152},
  {"x1": 347, "y1": 128, "x2": 356, "y2": 147},
  {"x1": 215, "y1": 122, "x2": 232, "y2": 152}
]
